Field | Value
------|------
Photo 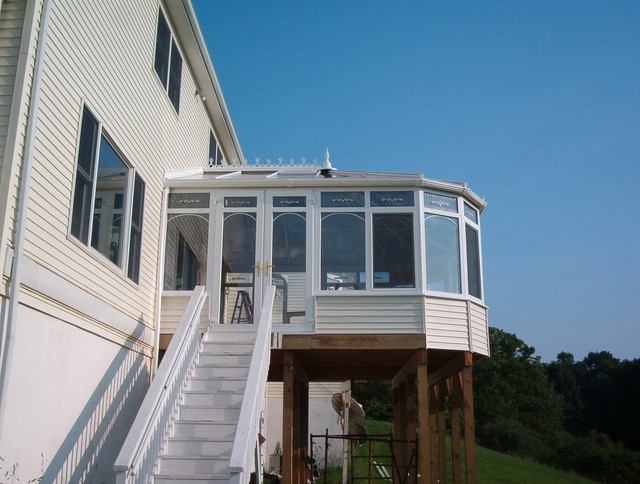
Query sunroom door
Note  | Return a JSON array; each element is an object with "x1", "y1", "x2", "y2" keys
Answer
[
  {"x1": 217, "y1": 193, "x2": 265, "y2": 325},
  {"x1": 264, "y1": 192, "x2": 310, "y2": 327},
  {"x1": 216, "y1": 191, "x2": 310, "y2": 326}
]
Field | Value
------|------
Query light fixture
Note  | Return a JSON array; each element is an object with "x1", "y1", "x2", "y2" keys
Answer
[{"x1": 195, "y1": 89, "x2": 206, "y2": 101}]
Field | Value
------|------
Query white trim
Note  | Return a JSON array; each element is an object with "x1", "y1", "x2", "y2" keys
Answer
[{"x1": 18, "y1": 255, "x2": 152, "y2": 345}]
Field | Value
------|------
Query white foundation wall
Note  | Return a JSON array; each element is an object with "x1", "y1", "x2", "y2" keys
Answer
[
  {"x1": 265, "y1": 382, "x2": 346, "y2": 471},
  {"x1": 0, "y1": 300, "x2": 150, "y2": 483}
]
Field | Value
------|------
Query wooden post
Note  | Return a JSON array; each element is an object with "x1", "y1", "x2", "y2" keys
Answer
[
  {"x1": 416, "y1": 349, "x2": 431, "y2": 484},
  {"x1": 406, "y1": 375, "x2": 418, "y2": 484},
  {"x1": 437, "y1": 380, "x2": 448, "y2": 483},
  {"x1": 449, "y1": 375, "x2": 462, "y2": 484},
  {"x1": 283, "y1": 352, "x2": 295, "y2": 483},
  {"x1": 462, "y1": 353, "x2": 477, "y2": 484},
  {"x1": 428, "y1": 385, "x2": 438, "y2": 484}
]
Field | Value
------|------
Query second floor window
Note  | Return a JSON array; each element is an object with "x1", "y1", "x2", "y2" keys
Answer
[
  {"x1": 154, "y1": 9, "x2": 182, "y2": 112},
  {"x1": 209, "y1": 131, "x2": 223, "y2": 166}
]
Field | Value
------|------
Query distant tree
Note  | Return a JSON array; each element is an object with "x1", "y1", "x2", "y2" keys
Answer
[
  {"x1": 546, "y1": 352, "x2": 584, "y2": 434},
  {"x1": 473, "y1": 328, "x2": 564, "y2": 454},
  {"x1": 351, "y1": 379, "x2": 393, "y2": 422}
]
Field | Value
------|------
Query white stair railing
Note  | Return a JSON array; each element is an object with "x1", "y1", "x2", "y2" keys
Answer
[
  {"x1": 229, "y1": 285, "x2": 276, "y2": 484},
  {"x1": 114, "y1": 286, "x2": 207, "y2": 484}
]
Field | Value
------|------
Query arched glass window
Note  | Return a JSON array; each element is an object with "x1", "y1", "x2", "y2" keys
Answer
[
  {"x1": 425, "y1": 214, "x2": 461, "y2": 294},
  {"x1": 164, "y1": 214, "x2": 208, "y2": 290},
  {"x1": 321, "y1": 213, "x2": 365, "y2": 290}
]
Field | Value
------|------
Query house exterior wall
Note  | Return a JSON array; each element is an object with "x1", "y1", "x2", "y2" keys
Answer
[{"x1": 0, "y1": 0, "x2": 239, "y2": 481}]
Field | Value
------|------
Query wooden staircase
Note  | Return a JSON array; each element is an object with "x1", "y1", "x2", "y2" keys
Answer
[{"x1": 154, "y1": 329, "x2": 257, "y2": 483}]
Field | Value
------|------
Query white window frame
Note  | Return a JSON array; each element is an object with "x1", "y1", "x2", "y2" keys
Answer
[
  {"x1": 69, "y1": 105, "x2": 145, "y2": 283},
  {"x1": 153, "y1": 8, "x2": 182, "y2": 113},
  {"x1": 315, "y1": 189, "x2": 420, "y2": 295},
  {"x1": 421, "y1": 189, "x2": 483, "y2": 302}
]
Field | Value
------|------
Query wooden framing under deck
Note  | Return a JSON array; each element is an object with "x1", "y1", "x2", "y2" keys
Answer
[{"x1": 271, "y1": 335, "x2": 482, "y2": 483}]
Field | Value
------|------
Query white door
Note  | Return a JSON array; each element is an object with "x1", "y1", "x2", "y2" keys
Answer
[{"x1": 214, "y1": 191, "x2": 311, "y2": 326}]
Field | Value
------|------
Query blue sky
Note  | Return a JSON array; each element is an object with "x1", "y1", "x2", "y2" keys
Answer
[{"x1": 192, "y1": 1, "x2": 640, "y2": 361}]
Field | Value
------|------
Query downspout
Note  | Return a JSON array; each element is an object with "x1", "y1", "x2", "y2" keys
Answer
[
  {"x1": 0, "y1": 0, "x2": 54, "y2": 438},
  {"x1": 152, "y1": 187, "x2": 170, "y2": 377}
]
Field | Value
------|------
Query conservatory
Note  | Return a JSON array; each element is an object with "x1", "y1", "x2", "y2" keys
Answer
[{"x1": 156, "y1": 160, "x2": 488, "y2": 483}]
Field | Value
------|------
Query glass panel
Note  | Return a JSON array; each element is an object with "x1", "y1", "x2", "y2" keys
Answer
[
  {"x1": 168, "y1": 192, "x2": 210, "y2": 209},
  {"x1": 321, "y1": 213, "x2": 365, "y2": 290},
  {"x1": 71, "y1": 109, "x2": 99, "y2": 243},
  {"x1": 221, "y1": 213, "x2": 256, "y2": 323},
  {"x1": 466, "y1": 225, "x2": 482, "y2": 299},
  {"x1": 164, "y1": 214, "x2": 208, "y2": 290},
  {"x1": 373, "y1": 214, "x2": 415, "y2": 288},
  {"x1": 464, "y1": 203, "x2": 478, "y2": 223},
  {"x1": 425, "y1": 214, "x2": 461, "y2": 293},
  {"x1": 224, "y1": 196, "x2": 257, "y2": 208},
  {"x1": 273, "y1": 196, "x2": 306, "y2": 208},
  {"x1": 91, "y1": 136, "x2": 128, "y2": 265},
  {"x1": 272, "y1": 213, "x2": 306, "y2": 324},
  {"x1": 168, "y1": 39, "x2": 182, "y2": 112},
  {"x1": 127, "y1": 173, "x2": 145, "y2": 283},
  {"x1": 321, "y1": 192, "x2": 365, "y2": 208},
  {"x1": 370, "y1": 191, "x2": 414, "y2": 207},
  {"x1": 154, "y1": 10, "x2": 170, "y2": 87},
  {"x1": 424, "y1": 192, "x2": 458, "y2": 213}
]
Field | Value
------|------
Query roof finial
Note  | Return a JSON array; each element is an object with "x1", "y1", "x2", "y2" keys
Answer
[{"x1": 319, "y1": 147, "x2": 336, "y2": 177}]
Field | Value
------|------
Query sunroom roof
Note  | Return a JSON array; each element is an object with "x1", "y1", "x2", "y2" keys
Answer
[{"x1": 165, "y1": 164, "x2": 487, "y2": 210}]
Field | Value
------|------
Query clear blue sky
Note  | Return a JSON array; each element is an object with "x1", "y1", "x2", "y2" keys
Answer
[{"x1": 192, "y1": 1, "x2": 640, "y2": 362}]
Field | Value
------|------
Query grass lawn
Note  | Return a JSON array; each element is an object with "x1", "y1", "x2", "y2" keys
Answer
[{"x1": 315, "y1": 419, "x2": 596, "y2": 484}]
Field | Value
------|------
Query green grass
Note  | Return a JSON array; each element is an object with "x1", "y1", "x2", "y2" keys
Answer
[{"x1": 315, "y1": 419, "x2": 596, "y2": 484}]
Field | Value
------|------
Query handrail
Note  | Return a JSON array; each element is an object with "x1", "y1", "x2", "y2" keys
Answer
[
  {"x1": 114, "y1": 286, "x2": 207, "y2": 484},
  {"x1": 229, "y1": 285, "x2": 276, "y2": 484}
]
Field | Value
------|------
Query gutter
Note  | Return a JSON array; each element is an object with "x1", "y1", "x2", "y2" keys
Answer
[{"x1": 0, "y1": 0, "x2": 53, "y2": 436}]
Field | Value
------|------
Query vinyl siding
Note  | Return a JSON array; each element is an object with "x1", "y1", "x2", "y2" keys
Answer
[
  {"x1": 315, "y1": 295, "x2": 424, "y2": 333},
  {"x1": 0, "y1": 0, "x2": 26, "y2": 178},
  {"x1": 160, "y1": 292, "x2": 210, "y2": 334},
  {"x1": 18, "y1": 0, "x2": 218, "y2": 330},
  {"x1": 424, "y1": 297, "x2": 470, "y2": 351},
  {"x1": 469, "y1": 301, "x2": 489, "y2": 356}
]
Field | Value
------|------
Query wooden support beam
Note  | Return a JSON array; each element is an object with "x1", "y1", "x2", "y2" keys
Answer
[
  {"x1": 449, "y1": 374, "x2": 462, "y2": 484},
  {"x1": 428, "y1": 386, "x2": 438, "y2": 484},
  {"x1": 282, "y1": 352, "x2": 295, "y2": 483},
  {"x1": 437, "y1": 380, "x2": 448, "y2": 483},
  {"x1": 427, "y1": 353, "x2": 466, "y2": 387},
  {"x1": 416, "y1": 349, "x2": 431, "y2": 484},
  {"x1": 461, "y1": 353, "x2": 477, "y2": 484}
]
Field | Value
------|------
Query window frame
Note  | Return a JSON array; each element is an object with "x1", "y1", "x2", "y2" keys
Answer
[
  {"x1": 153, "y1": 8, "x2": 182, "y2": 113},
  {"x1": 70, "y1": 105, "x2": 146, "y2": 283},
  {"x1": 317, "y1": 189, "x2": 419, "y2": 294},
  {"x1": 209, "y1": 131, "x2": 224, "y2": 166},
  {"x1": 422, "y1": 189, "x2": 483, "y2": 301}
]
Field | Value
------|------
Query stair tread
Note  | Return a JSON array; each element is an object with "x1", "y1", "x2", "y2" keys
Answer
[
  {"x1": 168, "y1": 437, "x2": 234, "y2": 442},
  {"x1": 161, "y1": 455, "x2": 230, "y2": 460}
]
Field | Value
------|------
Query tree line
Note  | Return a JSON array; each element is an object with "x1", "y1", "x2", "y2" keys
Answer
[{"x1": 353, "y1": 327, "x2": 640, "y2": 483}]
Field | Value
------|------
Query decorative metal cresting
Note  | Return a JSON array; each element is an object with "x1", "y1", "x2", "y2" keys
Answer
[{"x1": 209, "y1": 156, "x2": 322, "y2": 169}]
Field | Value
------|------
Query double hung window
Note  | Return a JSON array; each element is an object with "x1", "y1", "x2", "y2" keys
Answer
[
  {"x1": 71, "y1": 107, "x2": 146, "y2": 283},
  {"x1": 154, "y1": 9, "x2": 182, "y2": 112}
]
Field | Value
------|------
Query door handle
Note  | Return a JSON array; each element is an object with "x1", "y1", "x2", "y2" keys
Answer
[
  {"x1": 266, "y1": 262, "x2": 276, "y2": 276},
  {"x1": 251, "y1": 261, "x2": 262, "y2": 276}
]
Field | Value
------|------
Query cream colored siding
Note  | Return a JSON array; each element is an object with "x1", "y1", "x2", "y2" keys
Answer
[
  {"x1": 19, "y1": 0, "x2": 217, "y2": 329},
  {"x1": 160, "y1": 293, "x2": 210, "y2": 334},
  {"x1": 315, "y1": 295, "x2": 424, "y2": 333},
  {"x1": 424, "y1": 298, "x2": 470, "y2": 350},
  {"x1": 469, "y1": 301, "x2": 489, "y2": 355},
  {"x1": 0, "y1": 0, "x2": 26, "y2": 176}
]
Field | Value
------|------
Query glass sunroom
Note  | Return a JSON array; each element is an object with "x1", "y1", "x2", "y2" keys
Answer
[{"x1": 159, "y1": 162, "x2": 488, "y2": 356}]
